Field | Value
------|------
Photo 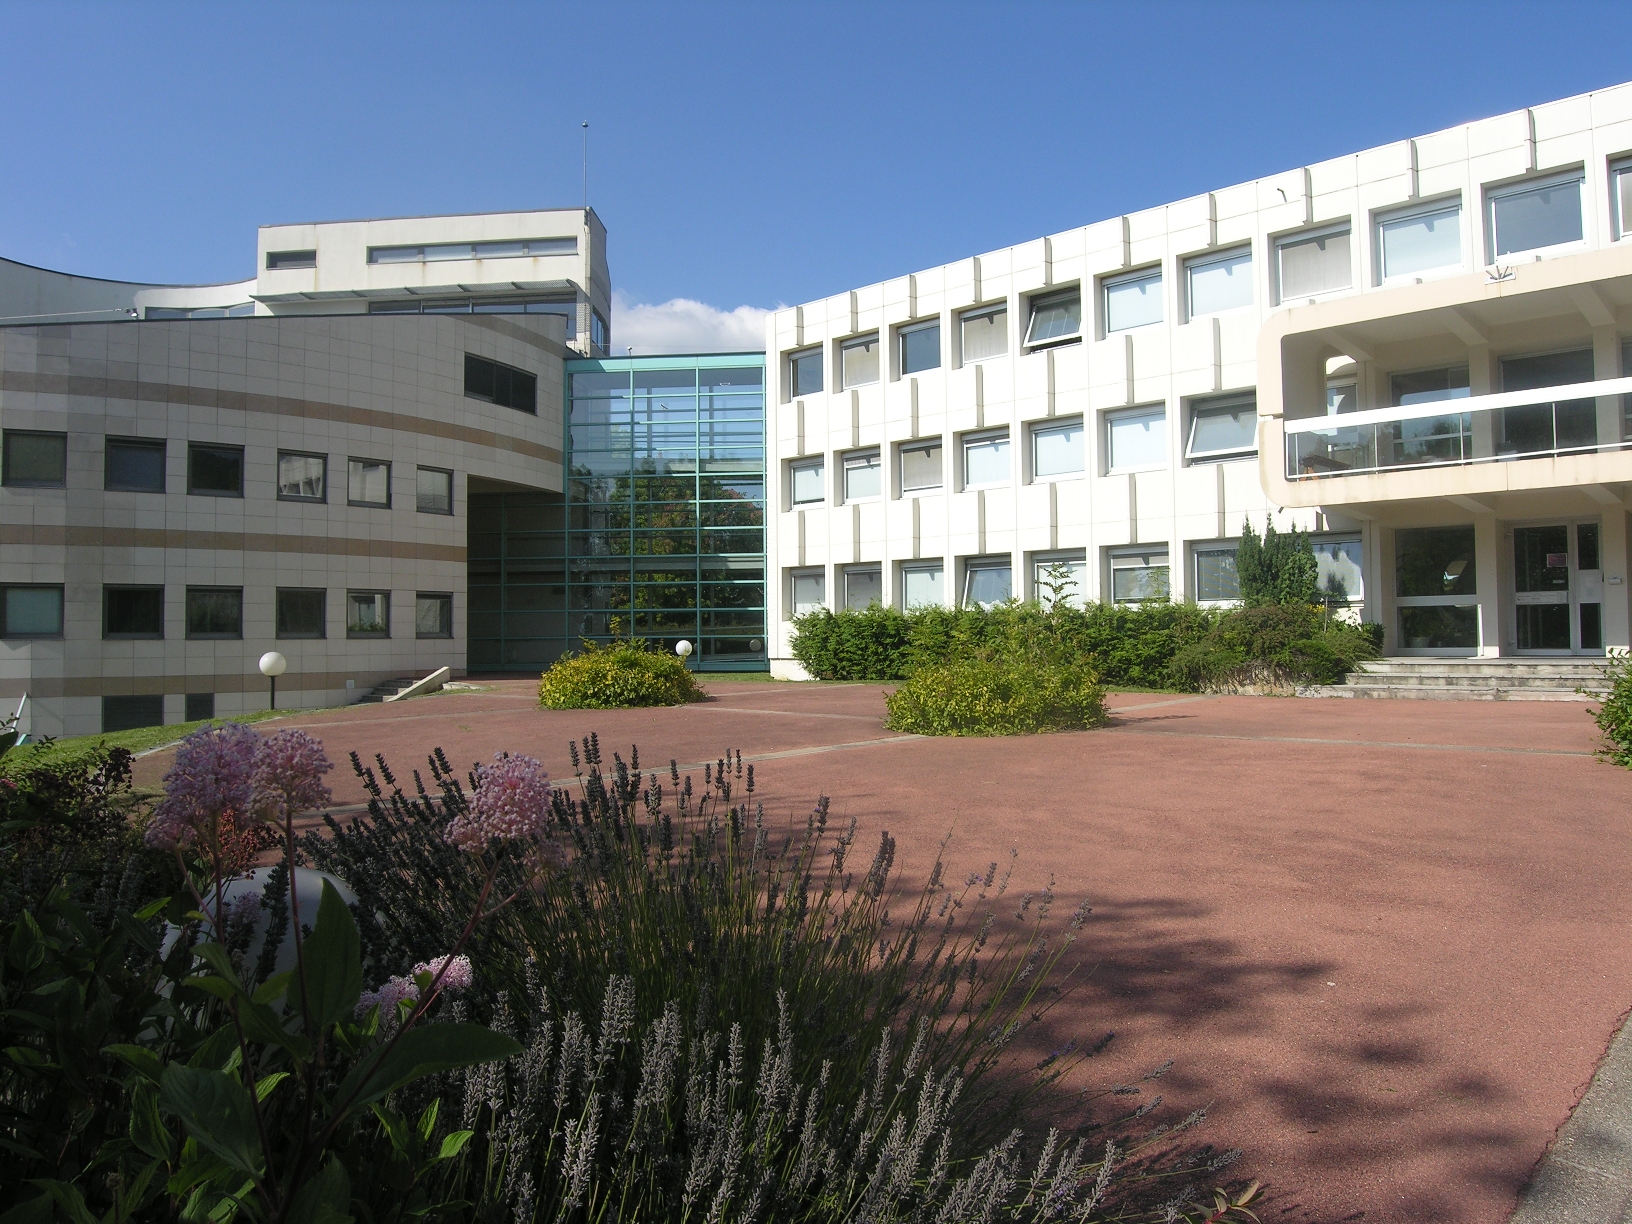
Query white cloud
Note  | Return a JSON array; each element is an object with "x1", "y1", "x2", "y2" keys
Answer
[{"x1": 609, "y1": 290, "x2": 772, "y2": 355}]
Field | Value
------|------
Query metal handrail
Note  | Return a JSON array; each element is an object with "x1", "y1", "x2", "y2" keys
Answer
[{"x1": 1281, "y1": 374, "x2": 1632, "y2": 435}]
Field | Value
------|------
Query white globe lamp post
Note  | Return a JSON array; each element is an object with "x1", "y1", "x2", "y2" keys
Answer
[
  {"x1": 675, "y1": 639, "x2": 693, "y2": 667},
  {"x1": 259, "y1": 651, "x2": 288, "y2": 711}
]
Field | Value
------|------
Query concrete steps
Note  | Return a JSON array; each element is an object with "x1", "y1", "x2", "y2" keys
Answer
[
  {"x1": 1298, "y1": 657, "x2": 1612, "y2": 701},
  {"x1": 355, "y1": 676, "x2": 416, "y2": 704}
]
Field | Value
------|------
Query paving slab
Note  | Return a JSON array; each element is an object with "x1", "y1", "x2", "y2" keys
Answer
[{"x1": 133, "y1": 681, "x2": 1632, "y2": 1224}]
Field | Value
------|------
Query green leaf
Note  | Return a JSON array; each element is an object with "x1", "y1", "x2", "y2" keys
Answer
[
  {"x1": 20, "y1": 1182, "x2": 95, "y2": 1224},
  {"x1": 416, "y1": 1098, "x2": 441, "y2": 1143},
  {"x1": 253, "y1": 971, "x2": 292, "y2": 1006},
  {"x1": 291, "y1": 882, "x2": 363, "y2": 1031},
  {"x1": 286, "y1": 1154, "x2": 353, "y2": 1224},
  {"x1": 188, "y1": 1025, "x2": 240, "y2": 1071},
  {"x1": 158, "y1": 1064, "x2": 265, "y2": 1176},
  {"x1": 134, "y1": 896, "x2": 170, "y2": 922},
  {"x1": 130, "y1": 1080, "x2": 175, "y2": 1161},
  {"x1": 334, "y1": 1025, "x2": 521, "y2": 1120},
  {"x1": 371, "y1": 1102, "x2": 413, "y2": 1159},
  {"x1": 435, "y1": 1130, "x2": 475, "y2": 1161},
  {"x1": 254, "y1": 1070, "x2": 289, "y2": 1102},
  {"x1": 106, "y1": 1042, "x2": 165, "y2": 1085},
  {"x1": 0, "y1": 1193, "x2": 53, "y2": 1224}
]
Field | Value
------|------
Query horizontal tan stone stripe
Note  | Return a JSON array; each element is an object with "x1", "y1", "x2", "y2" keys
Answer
[
  {"x1": 0, "y1": 523, "x2": 465, "y2": 563},
  {"x1": 0, "y1": 670, "x2": 432, "y2": 701},
  {"x1": 0, "y1": 368, "x2": 563, "y2": 466}
]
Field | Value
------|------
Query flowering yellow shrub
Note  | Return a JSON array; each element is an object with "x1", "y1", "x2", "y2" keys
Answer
[{"x1": 538, "y1": 639, "x2": 709, "y2": 709}]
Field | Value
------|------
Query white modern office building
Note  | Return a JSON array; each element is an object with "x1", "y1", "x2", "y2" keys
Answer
[{"x1": 766, "y1": 80, "x2": 1632, "y2": 676}]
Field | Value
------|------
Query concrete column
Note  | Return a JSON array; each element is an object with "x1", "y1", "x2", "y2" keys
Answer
[
  {"x1": 1474, "y1": 513, "x2": 1502, "y2": 657},
  {"x1": 1595, "y1": 326, "x2": 1623, "y2": 445},
  {"x1": 1468, "y1": 345, "x2": 1496, "y2": 459},
  {"x1": 1604, "y1": 509, "x2": 1630, "y2": 655}
]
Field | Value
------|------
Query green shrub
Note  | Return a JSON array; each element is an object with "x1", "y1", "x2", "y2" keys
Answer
[
  {"x1": 885, "y1": 657, "x2": 1108, "y2": 735},
  {"x1": 538, "y1": 638, "x2": 709, "y2": 708},
  {"x1": 790, "y1": 604, "x2": 914, "y2": 679},
  {"x1": 1166, "y1": 604, "x2": 1379, "y2": 691},
  {"x1": 1237, "y1": 517, "x2": 1318, "y2": 606},
  {"x1": 1590, "y1": 657, "x2": 1632, "y2": 766}
]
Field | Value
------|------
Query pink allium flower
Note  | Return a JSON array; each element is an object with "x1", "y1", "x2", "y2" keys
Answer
[
  {"x1": 445, "y1": 753, "x2": 551, "y2": 850},
  {"x1": 146, "y1": 723, "x2": 261, "y2": 850},
  {"x1": 250, "y1": 729, "x2": 333, "y2": 822},
  {"x1": 214, "y1": 888, "x2": 263, "y2": 932},
  {"x1": 413, "y1": 954, "x2": 474, "y2": 991}
]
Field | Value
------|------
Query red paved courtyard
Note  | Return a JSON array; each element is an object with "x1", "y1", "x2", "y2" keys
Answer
[{"x1": 135, "y1": 681, "x2": 1632, "y2": 1223}]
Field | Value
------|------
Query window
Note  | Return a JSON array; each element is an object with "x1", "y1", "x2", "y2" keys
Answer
[
  {"x1": 103, "y1": 695, "x2": 164, "y2": 734},
  {"x1": 842, "y1": 450, "x2": 881, "y2": 501},
  {"x1": 187, "y1": 443, "x2": 243, "y2": 497},
  {"x1": 185, "y1": 693, "x2": 215, "y2": 721},
  {"x1": 899, "y1": 320, "x2": 940, "y2": 375},
  {"x1": 1193, "y1": 545, "x2": 1240, "y2": 603},
  {"x1": 348, "y1": 458, "x2": 392, "y2": 508},
  {"x1": 962, "y1": 430, "x2": 1010, "y2": 487},
  {"x1": 1186, "y1": 394, "x2": 1257, "y2": 462},
  {"x1": 1278, "y1": 227, "x2": 1351, "y2": 300},
  {"x1": 1313, "y1": 535, "x2": 1364, "y2": 604},
  {"x1": 1377, "y1": 201, "x2": 1462, "y2": 281},
  {"x1": 1488, "y1": 172, "x2": 1584, "y2": 259},
  {"x1": 1024, "y1": 289, "x2": 1081, "y2": 348},
  {"x1": 1106, "y1": 407, "x2": 1167, "y2": 472},
  {"x1": 1031, "y1": 418, "x2": 1084, "y2": 478},
  {"x1": 417, "y1": 466, "x2": 453, "y2": 514},
  {"x1": 185, "y1": 587, "x2": 242, "y2": 639},
  {"x1": 1032, "y1": 554, "x2": 1086, "y2": 608},
  {"x1": 373, "y1": 296, "x2": 575, "y2": 322},
  {"x1": 464, "y1": 354, "x2": 538, "y2": 414},
  {"x1": 369, "y1": 238, "x2": 577, "y2": 263},
  {"x1": 1109, "y1": 548, "x2": 1170, "y2": 603},
  {"x1": 841, "y1": 334, "x2": 879, "y2": 388},
  {"x1": 416, "y1": 592, "x2": 453, "y2": 638},
  {"x1": 591, "y1": 309, "x2": 608, "y2": 350},
  {"x1": 104, "y1": 586, "x2": 163, "y2": 638},
  {"x1": 901, "y1": 562, "x2": 943, "y2": 609},
  {"x1": 960, "y1": 304, "x2": 1007, "y2": 363},
  {"x1": 105, "y1": 438, "x2": 166, "y2": 492},
  {"x1": 789, "y1": 347, "x2": 824, "y2": 397},
  {"x1": 1616, "y1": 160, "x2": 1632, "y2": 240},
  {"x1": 265, "y1": 249, "x2": 316, "y2": 270},
  {"x1": 1103, "y1": 268, "x2": 1164, "y2": 334},
  {"x1": 2, "y1": 585, "x2": 63, "y2": 637},
  {"x1": 844, "y1": 567, "x2": 882, "y2": 609},
  {"x1": 1327, "y1": 382, "x2": 1358, "y2": 414},
  {"x1": 1395, "y1": 526, "x2": 1477, "y2": 651},
  {"x1": 962, "y1": 559, "x2": 1012, "y2": 609},
  {"x1": 1390, "y1": 366, "x2": 1470, "y2": 405},
  {"x1": 347, "y1": 591, "x2": 391, "y2": 638},
  {"x1": 1499, "y1": 348, "x2": 1597, "y2": 454},
  {"x1": 3, "y1": 430, "x2": 67, "y2": 488},
  {"x1": 790, "y1": 570, "x2": 825, "y2": 615},
  {"x1": 276, "y1": 588, "x2": 326, "y2": 639},
  {"x1": 900, "y1": 441, "x2": 942, "y2": 492},
  {"x1": 791, "y1": 459, "x2": 825, "y2": 505},
  {"x1": 1186, "y1": 247, "x2": 1253, "y2": 318},
  {"x1": 277, "y1": 451, "x2": 326, "y2": 502},
  {"x1": 146, "y1": 304, "x2": 255, "y2": 320}
]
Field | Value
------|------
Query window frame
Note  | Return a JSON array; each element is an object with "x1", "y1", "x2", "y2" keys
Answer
[
  {"x1": 1486, "y1": 169, "x2": 1587, "y2": 263},
  {"x1": 1102, "y1": 266, "x2": 1165, "y2": 336},
  {"x1": 1192, "y1": 543, "x2": 1241, "y2": 605},
  {"x1": 788, "y1": 346, "x2": 824, "y2": 398},
  {"x1": 790, "y1": 458, "x2": 825, "y2": 506},
  {"x1": 898, "y1": 439, "x2": 944, "y2": 494},
  {"x1": 1029, "y1": 417, "x2": 1085, "y2": 482},
  {"x1": 842, "y1": 565, "x2": 883, "y2": 611},
  {"x1": 2, "y1": 584, "x2": 65, "y2": 639},
  {"x1": 897, "y1": 319, "x2": 941, "y2": 376},
  {"x1": 416, "y1": 592, "x2": 454, "y2": 639},
  {"x1": 1184, "y1": 245, "x2": 1254, "y2": 320},
  {"x1": 1614, "y1": 158, "x2": 1632, "y2": 242},
  {"x1": 276, "y1": 450, "x2": 328, "y2": 503},
  {"x1": 346, "y1": 590, "x2": 392, "y2": 639},
  {"x1": 463, "y1": 353, "x2": 538, "y2": 414},
  {"x1": 788, "y1": 568, "x2": 826, "y2": 617},
  {"x1": 275, "y1": 587, "x2": 328, "y2": 640},
  {"x1": 186, "y1": 442, "x2": 245, "y2": 498},
  {"x1": 840, "y1": 449, "x2": 882, "y2": 503},
  {"x1": 840, "y1": 333, "x2": 880, "y2": 389},
  {"x1": 347, "y1": 457, "x2": 393, "y2": 509},
  {"x1": 104, "y1": 436, "x2": 167, "y2": 493},
  {"x1": 1275, "y1": 223, "x2": 1354, "y2": 303},
  {"x1": 899, "y1": 560, "x2": 944, "y2": 610},
  {"x1": 103, "y1": 584, "x2": 165, "y2": 640},
  {"x1": 958, "y1": 302, "x2": 1009, "y2": 364},
  {"x1": 1023, "y1": 287, "x2": 1082, "y2": 350},
  {"x1": 1104, "y1": 405, "x2": 1169, "y2": 475},
  {"x1": 1311, "y1": 533, "x2": 1365, "y2": 606},
  {"x1": 960, "y1": 428, "x2": 1011, "y2": 489},
  {"x1": 1185, "y1": 394, "x2": 1258, "y2": 464},
  {"x1": 1030, "y1": 550, "x2": 1087, "y2": 608},
  {"x1": 1108, "y1": 547, "x2": 1172, "y2": 605},
  {"x1": 1374, "y1": 197, "x2": 1464, "y2": 284},
  {"x1": 184, "y1": 586, "x2": 244, "y2": 641},
  {"x1": 2, "y1": 430, "x2": 68, "y2": 489},
  {"x1": 265, "y1": 249, "x2": 316, "y2": 270},
  {"x1": 416, "y1": 465, "x2": 454, "y2": 515},
  {"x1": 961, "y1": 557, "x2": 1014, "y2": 609}
]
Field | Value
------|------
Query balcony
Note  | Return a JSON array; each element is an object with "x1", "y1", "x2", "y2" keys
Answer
[{"x1": 1285, "y1": 375, "x2": 1632, "y2": 480}]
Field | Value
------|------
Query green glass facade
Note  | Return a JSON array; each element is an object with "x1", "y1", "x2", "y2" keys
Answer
[{"x1": 466, "y1": 352, "x2": 766, "y2": 672}]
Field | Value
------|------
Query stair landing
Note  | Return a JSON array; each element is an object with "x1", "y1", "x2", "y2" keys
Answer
[{"x1": 1298, "y1": 657, "x2": 1613, "y2": 701}]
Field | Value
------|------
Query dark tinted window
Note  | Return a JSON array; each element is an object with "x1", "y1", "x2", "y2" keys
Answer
[
  {"x1": 105, "y1": 438, "x2": 166, "y2": 492},
  {"x1": 104, "y1": 586, "x2": 164, "y2": 638},
  {"x1": 102, "y1": 694, "x2": 164, "y2": 733},
  {"x1": 265, "y1": 249, "x2": 316, "y2": 270},
  {"x1": 185, "y1": 692, "x2": 215, "y2": 721},
  {"x1": 416, "y1": 593, "x2": 453, "y2": 638},
  {"x1": 188, "y1": 444, "x2": 244, "y2": 497},
  {"x1": 464, "y1": 354, "x2": 537, "y2": 414},
  {"x1": 2, "y1": 585, "x2": 63, "y2": 637},
  {"x1": 185, "y1": 587, "x2": 242, "y2": 638},
  {"x1": 3, "y1": 431, "x2": 67, "y2": 488},
  {"x1": 276, "y1": 588, "x2": 326, "y2": 639}
]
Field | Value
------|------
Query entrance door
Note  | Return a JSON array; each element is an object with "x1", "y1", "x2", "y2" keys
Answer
[{"x1": 1512, "y1": 522, "x2": 1603, "y2": 654}]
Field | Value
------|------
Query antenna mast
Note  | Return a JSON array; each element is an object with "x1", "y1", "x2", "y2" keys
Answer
[{"x1": 581, "y1": 121, "x2": 589, "y2": 213}]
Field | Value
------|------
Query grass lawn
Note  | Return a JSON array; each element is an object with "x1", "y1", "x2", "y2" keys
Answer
[{"x1": 4, "y1": 708, "x2": 287, "y2": 773}]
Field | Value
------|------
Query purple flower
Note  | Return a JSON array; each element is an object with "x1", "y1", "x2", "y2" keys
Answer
[
  {"x1": 413, "y1": 954, "x2": 474, "y2": 991},
  {"x1": 146, "y1": 723, "x2": 261, "y2": 850},
  {"x1": 445, "y1": 753, "x2": 551, "y2": 850},
  {"x1": 357, "y1": 953, "x2": 473, "y2": 1026},
  {"x1": 251, "y1": 729, "x2": 333, "y2": 822}
]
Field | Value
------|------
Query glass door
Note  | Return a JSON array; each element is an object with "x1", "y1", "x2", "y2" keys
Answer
[{"x1": 1512, "y1": 521, "x2": 1603, "y2": 654}]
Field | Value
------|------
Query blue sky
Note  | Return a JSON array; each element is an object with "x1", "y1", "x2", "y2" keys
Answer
[{"x1": 5, "y1": 0, "x2": 1632, "y2": 349}]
